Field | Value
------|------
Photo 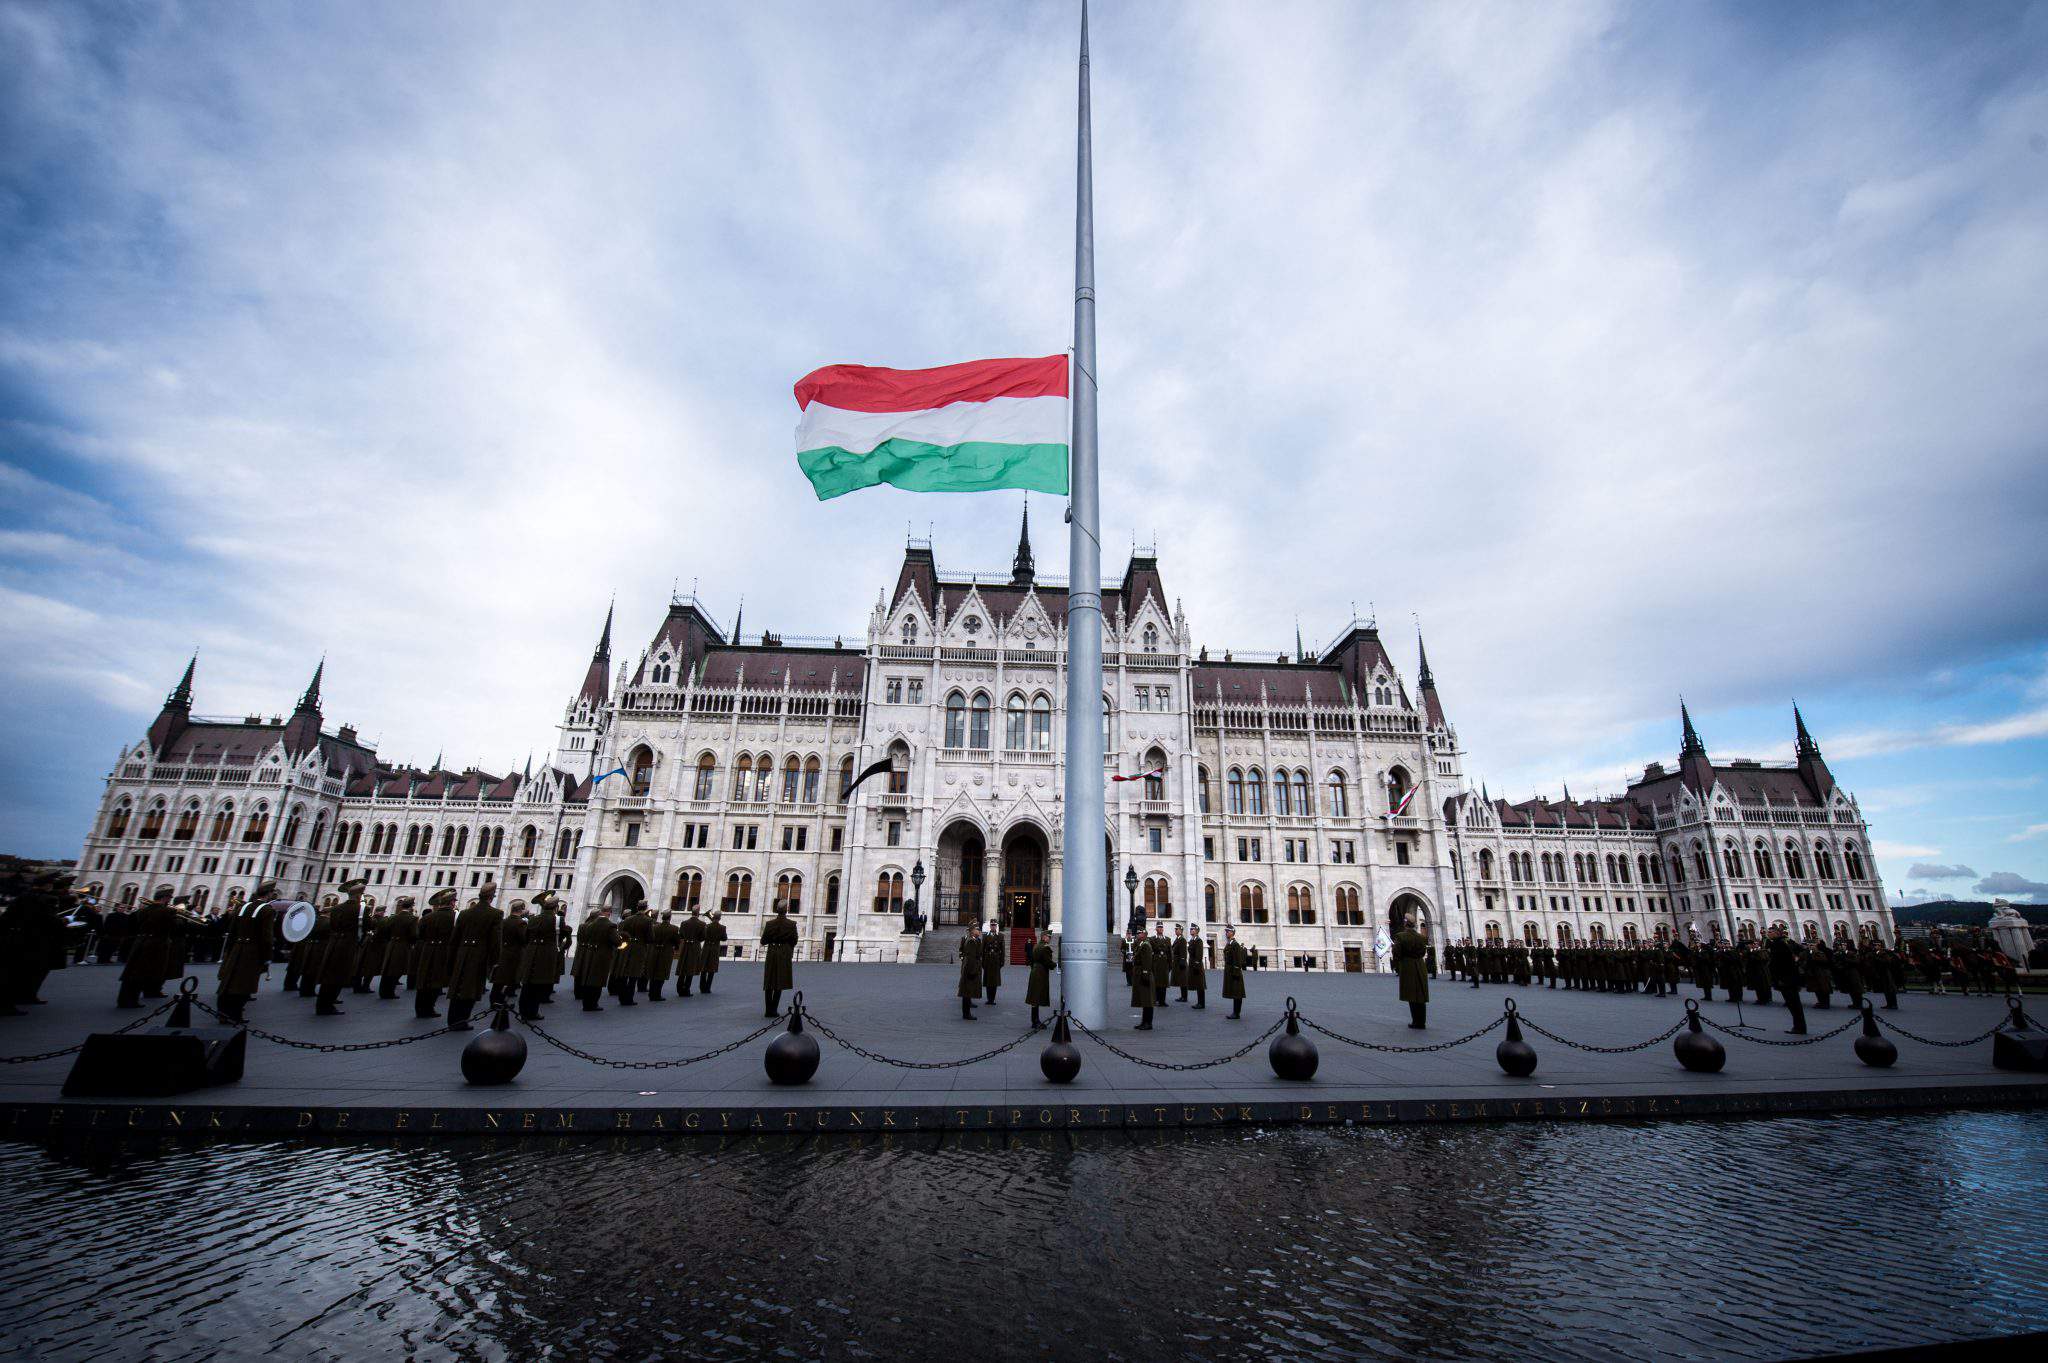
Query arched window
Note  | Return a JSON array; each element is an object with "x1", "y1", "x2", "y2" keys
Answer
[
  {"x1": 969, "y1": 693, "x2": 991, "y2": 749},
  {"x1": 1247, "y1": 767, "x2": 1266, "y2": 816},
  {"x1": 282, "y1": 809, "x2": 303, "y2": 848},
  {"x1": 1325, "y1": 770, "x2": 1348, "y2": 817},
  {"x1": 1668, "y1": 851, "x2": 1685, "y2": 885},
  {"x1": 1226, "y1": 769, "x2": 1245, "y2": 815},
  {"x1": 1292, "y1": 770, "x2": 1311, "y2": 816},
  {"x1": 901, "y1": 618, "x2": 919, "y2": 645},
  {"x1": 1572, "y1": 853, "x2": 1584, "y2": 883},
  {"x1": 802, "y1": 756, "x2": 822, "y2": 803},
  {"x1": 1286, "y1": 885, "x2": 1315, "y2": 925},
  {"x1": 1005, "y1": 693, "x2": 1028, "y2": 750},
  {"x1": 628, "y1": 745, "x2": 654, "y2": 797},
  {"x1": 874, "y1": 870, "x2": 904, "y2": 914},
  {"x1": 1754, "y1": 840, "x2": 1773, "y2": 878},
  {"x1": 1103, "y1": 693, "x2": 1114, "y2": 746},
  {"x1": 753, "y1": 754, "x2": 774, "y2": 803},
  {"x1": 1237, "y1": 883, "x2": 1268, "y2": 923},
  {"x1": 106, "y1": 800, "x2": 132, "y2": 839},
  {"x1": 1585, "y1": 854, "x2": 1599, "y2": 884},
  {"x1": 1031, "y1": 695, "x2": 1053, "y2": 750},
  {"x1": 138, "y1": 801, "x2": 166, "y2": 840},
  {"x1": 1335, "y1": 885, "x2": 1363, "y2": 926},
  {"x1": 734, "y1": 754, "x2": 754, "y2": 801},
  {"x1": 1845, "y1": 843, "x2": 1867, "y2": 880},
  {"x1": 1142, "y1": 624, "x2": 1159, "y2": 653},
  {"x1": 242, "y1": 805, "x2": 269, "y2": 844},
  {"x1": 557, "y1": 827, "x2": 575, "y2": 859},
  {"x1": 454, "y1": 826, "x2": 469, "y2": 858},
  {"x1": 1692, "y1": 841, "x2": 1709, "y2": 879},
  {"x1": 1143, "y1": 747, "x2": 1167, "y2": 802},
  {"x1": 1204, "y1": 881, "x2": 1219, "y2": 922},
  {"x1": 774, "y1": 873, "x2": 802, "y2": 914},
  {"x1": 782, "y1": 755, "x2": 801, "y2": 803},
  {"x1": 1385, "y1": 765, "x2": 1413, "y2": 815},
  {"x1": 1815, "y1": 842, "x2": 1837, "y2": 880},
  {"x1": 944, "y1": 692, "x2": 967, "y2": 749},
  {"x1": 1785, "y1": 840, "x2": 1805, "y2": 878},
  {"x1": 1603, "y1": 854, "x2": 1618, "y2": 882},
  {"x1": 675, "y1": 870, "x2": 703, "y2": 912},
  {"x1": 1723, "y1": 841, "x2": 1743, "y2": 878},
  {"x1": 722, "y1": 871, "x2": 753, "y2": 914},
  {"x1": 687, "y1": 752, "x2": 714, "y2": 801},
  {"x1": 346, "y1": 819, "x2": 363, "y2": 853},
  {"x1": 886, "y1": 741, "x2": 911, "y2": 794},
  {"x1": 824, "y1": 874, "x2": 840, "y2": 916},
  {"x1": 173, "y1": 803, "x2": 200, "y2": 841},
  {"x1": 1477, "y1": 849, "x2": 1494, "y2": 881},
  {"x1": 1143, "y1": 876, "x2": 1172, "y2": 919},
  {"x1": 1197, "y1": 766, "x2": 1212, "y2": 814},
  {"x1": 1637, "y1": 853, "x2": 1652, "y2": 885},
  {"x1": 1273, "y1": 772, "x2": 1291, "y2": 816},
  {"x1": 210, "y1": 802, "x2": 235, "y2": 843},
  {"x1": 521, "y1": 825, "x2": 538, "y2": 859}
]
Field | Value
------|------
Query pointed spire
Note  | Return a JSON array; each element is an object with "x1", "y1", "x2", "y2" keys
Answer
[
  {"x1": 1677, "y1": 697, "x2": 1715, "y2": 795},
  {"x1": 597, "y1": 598, "x2": 614, "y2": 658},
  {"x1": 1680, "y1": 698, "x2": 1705, "y2": 757},
  {"x1": 1793, "y1": 701, "x2": 1835, "y2": 799},
  {"x1": 1562, "y1": 781, "x2": 1572, "y2": 804},
  {"x1": 1794, "y1": 702, "x2": 1820, "y2": 757},
  {"x1": 1416, "y1": 627, "x2": 1435, "y2": 690},
  {"x1": 296, "y1": 656, "x2": 324, "y2": 713},
  {"x1": 1011, "y1": 497, "x2": 1036, "y2": 585},
  {"x1": 1294, "y1": 618, "x2": 1304, "y2": 664},
  {"x1": 148, "y1": 652, "x2": 199, "y2": 754},
  {"x1": 167, "y1": 653, "x2": 196, "y2": 709},
  {"x1": 732, "y1": 597, "x2": 744, "y2": 646},
  {"x1": 575, "y1": 600, "x2": 614, "y2": 710}
]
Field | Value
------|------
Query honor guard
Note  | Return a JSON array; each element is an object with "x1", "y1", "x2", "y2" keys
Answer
[
  {"x1": 699, "y1": 910, "x2": 727, "y2": 993},
  {"x1": 491, "y1": 899, "x2": 529, "y2": 1007},
  {"x1": 761, "y1": 904, "x2": 799, "y2": 1017},
  {"x1": 445, "y1": 884, "x2": 503, "y2": 1029},
  {"x1": 981, "y1": 920, "x2": 1005, "y2": 1005},
  {"x1": 957, "y1": 923, "x2": 984, "y2": 1020},
  {"x1": 517, "y1": 891, "x2": 562, "y2": 1021},
  {"x1": 1184, "y1": 931, "x2": 1208, "y2": 1010},
  {"x1": 1222, "y1": 927, "x2": 1248, "y2": 1019},
  {"x1": 1025, "y1": 931, "x2": 1055, "y2": 1029},
  {"x1": 648, "y1": 911, "x2": 681, "y2": 1001},
  {"x1": 412, "y1": 889, "x2": 458, "y2": 1019},
  {"x1": 314, "y1": 877, "x2": 368, "y2": 1016},
  {"x1": 116, "y1": 888, "x2": 182, "y2": 1009},
  {"x1": 1393, "y1": 922, "x2": 1430, "y2": 1029},
  {"x1": 572, "y1": 905, "x2": 619, "y2": 1011},
  {"x1": 676, "y1": 906, "x2": 706, "y2": 997},
  {"x1": 380, "y1": 896, "x2": 418, "y2": 1000},
  {"x1": 215, "y1": 879, "x2": 281, "y2": 1022}
]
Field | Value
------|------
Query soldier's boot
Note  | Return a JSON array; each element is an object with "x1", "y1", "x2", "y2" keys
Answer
[
  {"x1": 1815, "y1": 991, "x2": 1831, "y2": 1010},
  {"x1": 282, "y1": 970, "x2": 301, "y2": 993},
  {"x1": 580, "y1": 987, "x2": 602, "y2": 1013},
  {"x1": 961, "y1": 997, "x2": 975, "y2": 1020},
  {"x1": 648, "y1": 981, "x2": 664, "y2": 1001},
  {"x1": 765, "y1": 989, "x2": 782, "y2": 1019},
  {"x1": 986, "y1": 986, "x2": 997, "y2": 1005},
  {"x1": 1230, "y1": 999, "x2": 1242, "y2": 1019},
  {"x1": 1408, "y1": 1002, "x2": 1427, "y2": 1030},
  {"x1": 1178, "y1": 988, "x2": 1188, "y2": 1002},
  {"x1": 447, "y1": 996, "x2": 475, "y2": 1030},
  {"x1": 518, "y1": 983, "x2": 546, "y2": 1021},
  {"x1": 220, "y1": 993, "x2": 248, "y2": 1023},
  {"x1": 1136, "y1": 1006, "x2": 1153, "y2": 1031},
  {"x1": 1194, "y1": 990, "x2": 1206, "y2": 1010},
  {"x1": 1784, "y1": 996, "x2": 1807, "y2": 1035},
  {"x1": 1031, "y1": 1006, "x2": 1043, "y2": 1029},
  {"x1": 116, "y1": 985, "x2": 141, "y2": 1009},
  {"x1": 379, "y1": 980, "x2": 400, "y2": 1000},
  {"x1": 1883, "y1": 988, "x2": 1898, "y2": 1011},
  {"x1": 315, "y1": 985, "x2": 344, "y2": 1017},
  {"x1": 700, "y1": 975, "x2": 714, "y2": 993}
]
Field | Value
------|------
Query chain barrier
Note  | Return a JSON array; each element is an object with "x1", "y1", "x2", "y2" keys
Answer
[
  {"x1": 804, "y1": 1012, "x2": 1041, "y2": 1070},
  {"x1": 1872, "y1": 995, "x2": 2025, "y2": 1050},
  {"x1": 189, "y1": 997, "x2": 460, "y2": 1052},
  {"x1": 1517, "y1": 1014, "x2": 1686, "y2": 1054},
  {"x1": 1071, "y1": 1014, "x2": 1285, "y2": 1070},
  {"x1": 0, "y1": 999, "x2": 174, "y2": 1064},
  {"x1": 1698, "y1": 1012, "x2": 1861, "y2": 1046},
  {"x1": 520, "y1": 1011, "x2": 788, "y2": 1071},
  {"x1": 1302, "y1": 1011, "x2": 1505, "y2": 1055}
]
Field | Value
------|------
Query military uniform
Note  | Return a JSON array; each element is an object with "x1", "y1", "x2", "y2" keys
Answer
[
  {"x1": 699, "y1": 912, "x2": 727, "y2": 992},
  {"x1": 445, "y1": 888, "x2": 504, "y2": 1028},
  {"x1": 761, "y1": 908, "x2": 798, "y2": 1017},
  {"x1": 1149, "y1": 928, "x2": 1172, "y2": 1007},
  {"x1": 1024, "y1": 934, "x2": 1055, "y2": 1027},
  {"x1": 518, "y1": 893, "x2": 562, "y2": 1020},
  {"x1": 1130, "y1": 934, "x2": 1157, "y2": 1028},
  {"x1": 981, "y1": 926, "x2": 1005, "y2": 1004},
  {"x1": 491, "y1": 904, "x2": 529, "y2": 1006},
  {"x1": 315, "y1": 881, "x2": 368, "y2": 1015},
  {"x1": 677, "y1": 909, "x2": 706, "y2": 996},
  {"x1": 216, "y1": 880, "x2": 281, "y2": 1021},
  {"x1": 572, "y1": 909, "x2": 619, "y2": 1010},
  {"x1": 1184, "y1": 933, "x2": 1208, "y2": 1009},
  {"x1": 612, "y1": 906, "x2": 652, "y2": 1006},
  {"x1": 1393, "y1": 927, "x2": 1429, "y2": 1028},
  {"x1": 1222, "y1": 934, "x2": 1248, "y2": 1018},
  {"x1": 957, "y1": 928, "x2": 984, "y2": 1019},
  {"x1": 412, "y1": 890, "x2": 458, "y2": 1018},
  {"x1": 355, "y1": 910, "x2": 386, "y2": 993},
  {"x1": 1170, "y1": 930, "x2": 1190, "y2": 999},
  {"x1": 117, "y1": 893, "x2": 182, "y2": 1008},
  {"x1": 379, "y1": 900, "x2": 418, "y2": 999},
  {"x1": 647, "y1": 912, "x2": 681, "y2": 1001}
]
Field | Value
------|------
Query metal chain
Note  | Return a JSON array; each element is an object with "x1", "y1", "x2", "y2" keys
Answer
[
  {"x1": 1871, "y1": 1013, "x2": 2013, "y2": 1049},
  {"x1": 190, "y1": 998, "x2": 459, "y2": 1052},
  {"x1": 1518, "y1": 1015, "x2": 1686, "y2": 1054},
  {"x1": 520, "y1": 1012, "x2": 786, "y2": 1070},
  {"x1": 1071, "y1": 1014, "x2": 1285, "y2": 1070},
  {"x1": 1302, "y1": 1012, "x2": 1505, "y2": 1054},
  {"x1": 1699, "y1": 1012, "x2": 1860, "y2": 1046},
  {"x1": 0, "y1": 999, "x2": 174, "y2": 1064},
  {"x1": 804, "y1": 1013, "x2": 1041, "y2": 1070}
]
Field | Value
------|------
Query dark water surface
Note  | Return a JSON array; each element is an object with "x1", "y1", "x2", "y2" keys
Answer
[{"x1": 2, "y1": 1111, "x2": 2045, "y2": 1361}]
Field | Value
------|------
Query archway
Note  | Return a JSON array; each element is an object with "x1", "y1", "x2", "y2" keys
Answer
[
  {"x1": 935, "y1": 819, "x2": 984, "y2": 927},
  {"x1": 1388, "y1": 892, "x2": 1431, "y2": 941},
  {"x1": 1000, "y1": 824, "x2": 1048, "y2": 940},
  {"x1": 598, "y1": 872, "x2": 646, "y2": 917}
]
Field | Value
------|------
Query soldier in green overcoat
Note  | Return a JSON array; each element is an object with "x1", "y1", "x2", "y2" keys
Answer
[
  {"x1": 215, "y1": 879, "x2": 280, "y2": 1022},
  {"x1": 614, "y1": 902, "x2": 652, "y2": 1005},
  {"x1": 1221, "y1": 927, "x2": 1248, "y2": 1019},
  {"x1": 980, "y1": 921, "x2": 1005, "y2": 1005},
  {"x1": 1130, "y1": 931, "x2": 1157, "y2": 1029},
  {"x1": 957, "y1": 924, "x2": 984, "y2": 1020},
  {"x1": 676, "y1": 906, "x2": 706, "y2": 997},
  {"x1": 1806, "y1": 941, "x2": 1834, "y2": 1009},
  {"x1": 571, "y1": 905, "x2": 619, "y2": 1011},
  {"x1": 1170, "y1": 925, "x2": 1190, "y2": 998},
  {"x1": 647, "y1": 911, "x2": 681, "y2": 1001},
  {"x1": 411, "y1": 888, "x2": 459, "y2": 1019},
  {"x1": 445, "y1": 885, "x2": 503, "y2": 1029},
  {"x1": 116, "y1": 889, "x2": 182, "y2": 1009},
  {"x1": 315, "y1": 877, "x2": 368, "y2": 1016},
  {"x1": 517, "y1": 891, "x2": 561, "y2": 1020},
  {"x1": 491, "y1": 900, "x2": 529, "y2": 1007},
  {"x1": 1183, "y1": 930, "x2": 1208, "y2": 1009},
  {"x1": 1148, "y1": 923, "x2": 1172, "y2": 1007},
  {"x1": 355, "y1": 904, "x2": 387, "y2": 994},
  {"x1": 761, "y1": 905, "x2": 798, "y2": 1017},
  {"x1": 1024, "y1": 932, "x2": 1055, "y2": 1028},
  {"x1": 699, "y1": 910, "x2": 727, "y2": 993},
  {"x1": 379, "y1": 896, "x2": 418, "y2": 999},
  {"x1": 1393, "y1": 924, "x2": 1430, "y2": 1028}
]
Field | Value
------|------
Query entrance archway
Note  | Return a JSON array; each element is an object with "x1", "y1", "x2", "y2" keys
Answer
[
  {"x1": 935, "y1": 819, "x2": 984, "y2": 927},
  {"x1": 1000, "y1": 825, "x2": 1047, "y2": 934},
  {"x1": 1388, "y1": 892, "x2": 1431, "y2": 941},
  {"x1": 598, "y1": 872, "x2": 646, "y2": 916}
]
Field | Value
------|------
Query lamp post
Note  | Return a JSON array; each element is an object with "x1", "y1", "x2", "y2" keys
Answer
[
  {"x1": 907, "y1": 859, "x2": 925, "y2": 934},
  {"x1": 1124, "y1": 863, "x2": 1141, "y2": 939}
]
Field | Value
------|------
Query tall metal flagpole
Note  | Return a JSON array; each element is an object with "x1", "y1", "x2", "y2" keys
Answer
[{"x1": 1061, "y1": 0, "x2": 1108, "y2": 1029}]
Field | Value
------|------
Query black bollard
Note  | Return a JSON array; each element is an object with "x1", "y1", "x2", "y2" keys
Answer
[
  {"x1": 764, "y1": 990, "x2": 820, "y2": 1086},
  {"x1": 1040, "y1": 1011, "x2": 1082, "y2": 1084},
  {"x1": 167, "y1": 976, "x2": 197, "y2": 1029},
  {"x1": 1992, "y1": 994, "x2": 2048, "y2": 1073},
  {"x1": 1495, "y1": 997, "x2": 1537, "y2": 1077},
  {"x1": 1673, "y1": 998, "x2": 1726, "y2": 1074},
  {"x1": 1853, "y1": 999, "x2": 1898, "y2": 1069},
  {"x1": 461, "y1": 1003, "x2": 528, "y2": 1085},
  {"x1": 1268, "y1": 997, "x2": 1319, "y2": 1081}
]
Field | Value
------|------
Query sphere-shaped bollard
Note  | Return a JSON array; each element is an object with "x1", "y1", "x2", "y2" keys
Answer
[
  {"x1": 462, "y1": 1004, "x2": 528, "y2": 1085},
  {"x1": 1992, "y1": 994, "x2": 2047, "y2": 1073},
  {"x1": 1854, "y1": 999, "x2": 1898, "y2": 1069},
  {"x1": 1268, "y1": 997, "x2": 1319, "y2": 1081},
  {"x1": 1495, "y1": 999, "x2": 1538, "y2": 1077},
  {"x1": 1673, "y1": 998, "x2": 1726, "y2": 1074},
  {"x1": 1040, "y1": 1012, "x2": 1082, "y2": 1084},
  {"x1": 764, "y1": 991, "x2": 821, "y2": 1086}
]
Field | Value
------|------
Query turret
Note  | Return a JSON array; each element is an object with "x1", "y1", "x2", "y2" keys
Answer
[
  {"x1": 146, "y1": 653, "x2": 197, "y2": 755},
  {"x1": 1678, "y1": 700, "x2": 1715, "y2": 795},
  {"x1": 577, "y1": 602, "x2": 613, "y2": 710},
  {"x1": 1417, "y1": 628, "x2": 1447, "y2": 728},
  {"x1": 1794, "y1": 704, "x2": 1835, "y2": 800},
  {"x1": 281, "y1": 658, "x2": 325, "y2": 756}
]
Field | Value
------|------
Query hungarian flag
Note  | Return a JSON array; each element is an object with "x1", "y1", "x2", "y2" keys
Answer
[{"x1": 793, "y1": 355, "x2": 1069, "y2": 500}]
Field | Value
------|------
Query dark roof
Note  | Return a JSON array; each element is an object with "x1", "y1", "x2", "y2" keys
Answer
[
  {"x1": 1627, "y1": 760, "x2": 1829, "y2": 810},
  {"x1": 1193, "y1": 661, "x2": 1349, "y2": 706},
  {"x1": 697, "y1": 645, "x2": 866, "y2": 692},
  {"x1": 630, "y1": 599, "x2": 725, "y2": 686},
  {"x1": 1494, "y1": 795, "x2": 1653, "y2": 831}
]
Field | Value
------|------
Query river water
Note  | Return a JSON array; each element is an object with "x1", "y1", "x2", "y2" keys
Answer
[{"x1": 2, "y1": 1110, "x2": 2044, "y2": 1361}]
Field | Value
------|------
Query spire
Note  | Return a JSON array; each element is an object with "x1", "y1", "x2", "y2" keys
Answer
[
  {"x1": 1415, "y1": 626, "x2": 1447, "y2": 727},
  {"x1": 1294, "y1": 618, "x2": 1304, "y2": 664},
  {"x1": 1678, "y1": 698, "x2": 1715, "y2": 795},
  {"x1": 432, "y1": 749, "x2": 442, "y2": 772},
  {"x1": 296, "y1": 657, "x2": 324, "y2": 713},
  {"x1": 1011, "y1": 498, "x2": 1036, "y2": 585},
  {"x1": 576, "y1": 601, "x2": 613, "y2": 709},
  {"x1": 1680, "y1": 699, "x2": 1705, "y2": 757},
  {"x1": 732, "y1": 598, "x2": 744, "y2": 647},
  {"x1": 167, "y1": 653, "x2": 196, "y2": 710},
  {"x1": 1416, "y1": 627, "x2": 1434, "y2": 689},
  {"x1": 1794, "y1": 702, "x2": 1820, "y2": 757},
  {"x1": 282, "y1": 656, "x2": 326, "y2": 755},
  {"x1": 148, "y1": 653, "x2": 198, "y2": 754},
  {"x1": 1793, "y1": 702, "x2": 1835, "y2": 799}
]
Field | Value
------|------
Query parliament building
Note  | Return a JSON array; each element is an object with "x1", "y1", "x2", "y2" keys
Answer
[{"x1": 74, "y1": 512, "x2": 1896, "y2": 968}]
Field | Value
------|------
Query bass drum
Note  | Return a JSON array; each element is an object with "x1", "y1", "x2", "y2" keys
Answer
[{"x1": 276, "y1": 900, "x2": 319, "y2": 944}]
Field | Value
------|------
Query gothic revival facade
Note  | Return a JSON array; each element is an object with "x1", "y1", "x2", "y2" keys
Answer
[{"x1": 77, "y1": 514, "x2": 1895, "y2": 964}]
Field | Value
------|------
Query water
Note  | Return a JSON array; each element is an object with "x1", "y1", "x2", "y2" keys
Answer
[{"x1": 2, "y1": 1111, "x2": 2045, "y2": 1361}]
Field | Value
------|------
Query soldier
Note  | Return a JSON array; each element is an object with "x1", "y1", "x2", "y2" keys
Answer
[
  {"x1": 444, "y1": 885, "x2": 504, "y2": 1029},
  {"x1": 280, "y1": 898, "x2": 315, "y2": 994},
  {"x1": 1130, "y1": 928, "x2": 1157, "y2": 1030},
  {"x1": 1767, "y1": 925, "x2": 1807, "y2": 1035},
  {"x1": 957, "y1": 923, "x2": 984, "y2": 1020},
  {"x1": 1150, "y1": 922, "x2": 1172, "y2": 1008},
  {"x1": 699, "y1": 909, "x2": 728, "y2": 993},
  {"x1": 356, "y1": 903, "x2": 389, "y2": 995},
  {"x1": 572, "y1": 905, "x2": 619, "y2": 1011},
  {"x1": 1875, "y1": 940, "x2": 1904, "y2": 1011},
  {"x1": 762, "y1": 904, "x2": 799, "y2": 1017},
  {"x1": 677, "y1": 906, "x2": 706, "y2": 997},
  {"x1": 1184, "y1": 929, "x2": 1208, "y2": 1009},
  {"x1": 1393, "y1": 922, "x2": 1429, "y2": 1029},
  {"x1": 116, "y1": 888, "x2": 182, "y2": 1009},
  {"x1": 1511, "y1": 939, "x2": 1531, "y2": 987},
  {"x1": 215, "y1": 879, "x2": 280, "y2": 1022},
  {"x1": 412, "y1": 888, "x2": 459, "y2": 1019},
  {"x1": 1025, "y1": 930, "x2": 1055, "y2": 1029},
  {"x1": 613, "y1": 900, "x2": 653, "y2": 1006},
  {"x1": 300, "y1": 895, "x2": 339, "y2": 999},
  {"x1": 1119, "y1": 932, "x2": 1133, "y2": 985},
  {"x1": 1222, "y1": 926, "x2": 1248, "y2": 1019},
  {"x1": 1171, "y1": 924, "x2": 1190, "y2": 1001},
  {"x1": 1690, "y1": 938, "x2": 1714, "y2": 999},
  {"x1": 380, "y1": 896, "x2": 418, "y2": 1000},
  {"x1": 982, "y1": 920, "x2": 1005, "y2": 1005},
  {"x1": 1806, "y1": 940, "x2": 1835, "y2": 1010},
  {"x1": 1834, "y1": 942, "x2": 1865, "y2": 1009},
  {"x1": 648, "y1": 911, "x2": 681, "y2": 1001},
  {"x1": 314, "y1": 877, "x2": 368, "y2": 1016},
  {"x1": 518, "y1": 891, "x2": 562, "y2": 1021},
  {"x1": 491, "y1": 899, "x2": 529, "y2": 1007}
]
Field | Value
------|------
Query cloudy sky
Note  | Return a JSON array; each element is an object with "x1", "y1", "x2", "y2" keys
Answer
[{"x1": 3, "y1": 0, "x2": 2046, "y2": 900}]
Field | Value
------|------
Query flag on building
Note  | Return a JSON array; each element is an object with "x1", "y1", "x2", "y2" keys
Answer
[{"x1": 793, "y1": 355, "x2": 1070, "y2": 500}]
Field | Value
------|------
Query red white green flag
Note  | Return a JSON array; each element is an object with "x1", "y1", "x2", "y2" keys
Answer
[{"x1": 793, "y1": 355, "x2": 1070, "y2": 500}]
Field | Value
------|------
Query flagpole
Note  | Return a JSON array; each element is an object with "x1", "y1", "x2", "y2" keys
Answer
[{"x1": 1061, "y1": 0, "x2": 1109, "y2": 1029}]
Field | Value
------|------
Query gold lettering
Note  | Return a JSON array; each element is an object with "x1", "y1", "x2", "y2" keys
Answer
[
  {"x1": 334, "y1": 1111, "x2": 350, "y2": 1129},
  {"x1": 395, "y1": 1112, "x2": 411, "y2": 1130},
  {"x1": 485, "y1": 1112, "x2": 501, "y2": 1130},
  {"x1": 430, "y1": 1112, "x2": 445, "y2": 1130},
  {"x1": 615, "y1": 1112, "x2": 633, "y2": 1130},
  {"x1": 521, "y1": 1112, "x2": 536, "y2": 1130},
  {"x1": 748, "y1": 1113, "x2": 764, "y2": 1129},
  {"x1": 167, "y1": 1110, "x2": 184, "y2": 1128},
  {"x1": 882, "y1": 1110, "x2": 897, "y2": 1128},
  {"x1": 1038, "y1": 1109, "x2": 1052, "y2": 1126},
  {"x1": 556, "y1": 1113, "x2": 574, "y2": 1129},
  {"x1": 297, "y1": 1111, "x2": 314, "y2": 1129},
  {"x1": 848, "y1": 1111, "x2": 864, "y2": 1127},
  {"x1": 208, "y1": 1110, "x2": 224, "y2": 1129}
]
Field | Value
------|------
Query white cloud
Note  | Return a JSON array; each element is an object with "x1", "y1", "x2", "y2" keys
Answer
[
  {"x1": 2011, "y1": 824, "x2": 2048, "y2": 843},
  {"x1": 1875, "y1": 842, "x2": 1940, "y2": 860}
]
